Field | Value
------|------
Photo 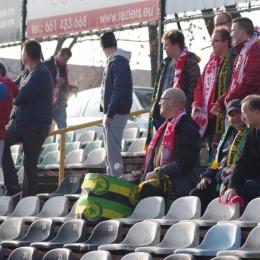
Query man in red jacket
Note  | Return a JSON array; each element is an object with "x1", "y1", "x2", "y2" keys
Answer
[
  {"x1": 0, "y1": 63, "x2": 19, "y2": 195},
  {"x1": 211, "y1": 17, "x2": 260, "y2": 115}
]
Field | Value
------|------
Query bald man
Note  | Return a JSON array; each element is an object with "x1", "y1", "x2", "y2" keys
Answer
[
  {"x1": 214, "y1": 12, "x2": 232, "y2": 30},
  {"x1": 132, "y1": 88, "x2": 201, "y2": 211}
]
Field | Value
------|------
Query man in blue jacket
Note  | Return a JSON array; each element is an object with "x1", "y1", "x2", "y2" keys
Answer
[
  {"x1": 2, "y1": 40, "x2": 53, "y2": 197},
  {"x1": 100, "y1": 32, "x2": 133, "y2": 177}
]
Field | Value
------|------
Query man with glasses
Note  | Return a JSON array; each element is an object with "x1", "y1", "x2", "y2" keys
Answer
[
  {"x1": 132, "y1": 88, "x2": 201, "y2": 212},
  {"x1": 192, "y1": 27, "x2": 237, "y2": 161},
  {"x1": 214, "y1": 12, "x2": 232, "y2": 30}
]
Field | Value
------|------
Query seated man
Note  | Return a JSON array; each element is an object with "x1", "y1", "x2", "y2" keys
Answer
[
  {"x1": 131, "y1": 88, "x2": 201, "y2": 212},
  {"x1": 190, "y1": 99, "x2": 248, "y2": 215},
  {"x1": 221, "y1": 95, "x2": 260, "y2": 209}
]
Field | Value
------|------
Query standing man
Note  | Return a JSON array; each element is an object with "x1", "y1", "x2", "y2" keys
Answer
[
  {"x1": 44, "y1": 47, "x2": 78, "y2": 129},
  {"x1": 2, "y1": 40, "x2": 53, "y2": 197},
  {"x1": 211, "y1": 17, "x2": 260, "y2": 115},
  {"x1": 100, "y1": 32, "x2": 133, "y2": 177},
  {"x1": 214, "y1": 12, "x2": 232, "y2": 30},
  {"x1": 221, "y1": 95, "x2": 260, "y2": 209}
]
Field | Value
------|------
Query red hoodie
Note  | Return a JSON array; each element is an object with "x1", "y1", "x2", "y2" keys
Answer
[{"x1": 0, "y1": 77, "x2": 19, "y2": 139}]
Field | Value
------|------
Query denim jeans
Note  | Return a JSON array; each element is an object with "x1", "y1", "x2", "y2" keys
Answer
[{"x1": 53, "y1": 104, "x2": 67, "y2": 129}]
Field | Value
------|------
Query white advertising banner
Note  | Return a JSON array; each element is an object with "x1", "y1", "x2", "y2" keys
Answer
[{"x1": 27, "y1": 0, "x2": 158, "y2": 38}]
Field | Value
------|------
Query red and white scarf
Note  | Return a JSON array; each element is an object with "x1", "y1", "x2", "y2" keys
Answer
[
  {"x1": 53, "y1": 56, "x2": 70, "y2": 105},
  {"x1": 230, "y1": 35, "x2": 258, "y2": 90},
  {"x1": 144, "y1": 108, "x2": 186, "y2": 169},
  {"x1": 173, "y1": 48, "x2": 190, "y2": 88},
  {"x1": 193, "y1": 54, "x2": 220, "y2": 136}
]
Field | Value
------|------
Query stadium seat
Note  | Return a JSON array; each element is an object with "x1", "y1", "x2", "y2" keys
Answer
[
  {"x1": 50, "y1": 199, "x2": 78, "y2": 224},
  {"x1": 80, "y1": 250, "x2": 112, "y2": 260},
  {"x1": 0, "y1": 246, "x2": 3, "y2": 260},
  {"x1": 39, "y1": 143, "x2": 59, "y2": 162},
  {"x1": 0, "y1": 196, "x2": 13, "y2": 216},
  {"x1": 64, "y1": 220, "x2": 123, "y2": 251},
  {"x1": 65, "y1": 141, "x2": 82, "y2": 156},
  {"x1": 163, "y1": 254, "x2": 195, "y2": 260},
  {"x1": 0, "y1": 196, "x2": 40, "y2": 222},
  {"x1": 37, "y1": 151, "x2": 60, "y2": 170},
  {"x1": 218, "y1": 197, "x2": 260, "y2": 228},
  {"x1": 77, "y1": 130, "x2": 96, "y2": 147},
  {"x1": 37, "y1": 174, "x2": 83, "y2": 200},
  {"x1": 67, "y1": 148, "x2": 106, "y2": 169},
  {"x1": 11, "y1": 153, "x2": 21, "y2": 166},
  {"x1": 136, "y1": 222, "x2": 199, "y2": 254},
  {"x1": 121, "y1": 138, "x2": 146, "y2": 157},
  {"x1": 42, "y1": 135, "x2": 55, "y2": 149},
  {"x1": 114, "y1": 197, "x2": 165, "y2": 225},
  {"x1": 15, "y1": 160, "x2": 24, "y2": 170},
  {"x1": 98, "y1": 220, "x2": 161, "y2": 251},
  {"x1": 10, "y1": 145, "x2": 22, "y2": 155},
  {"x1": 7, "y1": 247, "x2": 37, "y2": 260},
  {"x1": 181, "y1": 197, "x2": 239, "y2": 227},
  {"x1": 122, "y1": 252, "x2": 153, "y2": 260},
  {"x1": 147, "y1": 196, "x2": 201, "y2": 226},
  {"x1": 21, "y1": 196, "x2": 69, "y2": 223},
  {"x1": 83, "y1": 140, "x2": 103, "y2": 159},
  {"x1": 122, "y1": 128, "x2": 140, "y2": 143},
  {"x1": 30, "y1": 219, "x2": 87, "y2": 249},
  {"x1": 17, "y1": 167, "x2": 24, "y2": 185},
  {"x1": 0, "y1": 218, "x2": 25, "y2": 242},
  {"x1": 174, "y1": 223, "x2": 241, "y2": 257},
  {"x1": 121, "y1": 139, "x2": 128, "y2": 152},
  {"x1": 56, "y1": 131, "x2": 75, "y2": 144},
  {"x1": 1, "y1": 218, "x2": 55, "y2": 248},
  {"x1": 212, "y1": 257, "x2": 241, "y2": 260},
  {"x1": 217, "y1": 224, "x2": 260, "y2": 258},
  {"x1": 42, "y1": 248, "x2": 73, "y2": 260}
]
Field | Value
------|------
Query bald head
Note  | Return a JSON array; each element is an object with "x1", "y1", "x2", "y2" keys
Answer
[{"x1": 165, "y1": 88, "x2": 186, "y2": 106}]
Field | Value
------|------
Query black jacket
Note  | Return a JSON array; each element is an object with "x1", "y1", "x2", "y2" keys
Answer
[
  {"x1": 141, "y1": 115, "x2": 201, "y2": 198},
  {"x1": 229, "y1": 128, "x2": 260, "y2": 190}
]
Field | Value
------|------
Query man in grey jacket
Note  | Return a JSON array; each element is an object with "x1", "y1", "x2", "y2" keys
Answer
[{"x1": 100, "y1": 32, "x2": 133, "y2": 177}]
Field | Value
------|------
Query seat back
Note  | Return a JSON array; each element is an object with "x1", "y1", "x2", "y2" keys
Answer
[
  {"x1": 240, "y1": 225, "x2": 260, "y2": 250},
  {"x1": 123, "y1": 221, "x2": 161, "y2": 246},
  {"x1": 7, "y1": 247, "x2": 37, "y2": 260},
  {"x1": 11, "y1": 153, "x2": 20, "y2": 166},
  {"x1": 211, "y1": 256, "x2": 242, "y2": 260},
  {"x1": 65, "y1": 142, "x2": 82, "y2": 156},
  {"x1": 56, "y1": 131, "x2": 75, "y2": 144},
  {"x1": 239, "y1": 197, "x2": 260, "y2": 221},
  {"x1": 0, "y1": 196, "x2": 13, "y2": 216},
  {"x1": 51, "y1": 219, "x2": 86, "y2": 243},
  {"x1": 38, "y1": 196, "x2": 69, "y2": 217},
  {"x1": 78, "y1": 130, "x2": 96, "y2": 143},
  {"x1": 83, "y1": 141, "x2": 103, "y2": 158},
  {"x1": 159, "y1": 222, "x2": 199, "y2": 248},
  {"x1": 21, "y1": 219, "x2": 55, "y2": 242},
  {"x1": 166, "y1": 196, "x2": 201, "y2": 220},
  {"x1": 65, "y1": 150, "x2": 84, "y2": 165},
  {"x1": 201, "y1": 197, "x2": 239, "y2": 221},
  {"x1": 0, "y1": 218, "x2": 25, "y2": 241},
  {"x1": 86, "y1": 220, "x2": 123, "y2": 245},
  {"x1": 121, "y1": 252, "x2": 153, "y2": 260},
  {"x1": 56, "y1": 174, "x2": 84, "y2": 195},
  {"x1": 43, "y1": 136, "x2": 55, "y2": 146},
  {"x1": 11, "y1": 196, "x2": 40, "y2": 217},
  {"x1": 0, "y1": 246, "x2": 3, "y2": 260},
  {"x1": 127, "y1": 138, "x2": 146, "y2": 153},
  {"x1": 41, "y1": 143, "x2": 59, "y2": 159},
  {"x1": 130, "y1": 196, "x2": 165, "y2": 220},
  {"x1": 17, "y1": 167, "x2": 24, "y2": 185},
  {"x1": 123, "y1": 128, "x2": 139, "y2": 139},
  {"x1": 80, "y1": 250, "x2": 112, "y2": 260},
  {"x1": 10, "y1": 145, "x2": 22, "y2": 154},
  {"x1": 42, "y1": 248, "x2": 73, "y2": 260},
  {"x1": 66, "y1": 200, "x2": 79, "y2": 218},
  {"x1": 0, "y1": 169, "x2": 4, "y2": 186},
  {"x1": 198, "y1": 223, "x2": 241, "y2": 250},
  {"x1": 163, "y1": 254, "x2": 195, "y2": 260},
  {"x1": 85, "y1": 148, "x2": 106, "y2": 165},
  {"x1": 40, "y1": 151, "x2": 60, "y2": 167}
]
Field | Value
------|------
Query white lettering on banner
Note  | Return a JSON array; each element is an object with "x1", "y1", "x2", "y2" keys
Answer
[
  {"x1": 70, "y1": 177, "x2": 78, "y2": 183},
  {"x1": 27, "y1": 0, "x2": 158, "y2": 38}
]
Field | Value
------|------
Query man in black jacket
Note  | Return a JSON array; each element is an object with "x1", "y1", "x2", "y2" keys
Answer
[
  {"x1": 44, "y1": 48, "x2": 78, "y2": 129},
  {"x1": 221, "y1": 95, "x2": 260, "y2": 208},
  {"x1": 132, "y1": 88, "x2": 201, "y2": 210}
]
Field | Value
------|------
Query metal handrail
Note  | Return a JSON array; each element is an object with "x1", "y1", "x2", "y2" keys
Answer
[{"x1": 52, "y1": 108, "x2": 150, "y2": 184}]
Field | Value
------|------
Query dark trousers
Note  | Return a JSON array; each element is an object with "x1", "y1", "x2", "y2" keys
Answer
[
  {"x1": 190, "y1": 181, "x2": 219, "y2": 216},
  {"x1": 240, "y1": 180, "x2": 260, "y2": 211},
  {"x1": 2, "y1": 120, "x2": 49, "y2": 197}
]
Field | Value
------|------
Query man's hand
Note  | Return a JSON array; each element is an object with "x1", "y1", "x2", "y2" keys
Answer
[
  {"x1": 106, "y1": 117, "x2": 112, "y2": 125},
  {"x1": 191, "y1": 106, "x2": 202, "y2": 118},
  {"x1": 210, "y1": 103, "x2": 221, "y2": 116},
  {"x1": 145, "y1": 171, "x2": 159, "y2": 181},
  {"x1": 56, "y1": 77, "x2": 66, "y2": 85},
  {"x1": 131, "y1": 171, "x2": 143, "y2": 181},
  {"x1": 221, "y1": 188, "x2": 237, "y2": 203},
  {"x1": 197, "y1": 178, "x2": 212, "y2": 189}
]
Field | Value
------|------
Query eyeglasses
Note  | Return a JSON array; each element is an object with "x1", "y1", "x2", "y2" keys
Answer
[
  {"x1": 159, "y1": 97, "x2": 172, "y2": 103},
  {"x1": 211, "y1": 39, "x2": 224, "y2": 44},
  {"x1": 215, "y1": 20, "x2": 230, "y2": 27}
]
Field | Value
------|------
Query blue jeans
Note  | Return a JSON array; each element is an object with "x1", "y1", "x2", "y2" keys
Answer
[{"x1": 53, "y1": 104, "x2": 67, "y2": 129}]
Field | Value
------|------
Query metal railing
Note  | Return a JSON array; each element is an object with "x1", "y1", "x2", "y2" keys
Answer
[{"x1": 50, "y1": 108, "x2": 149, "y2": 184}]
